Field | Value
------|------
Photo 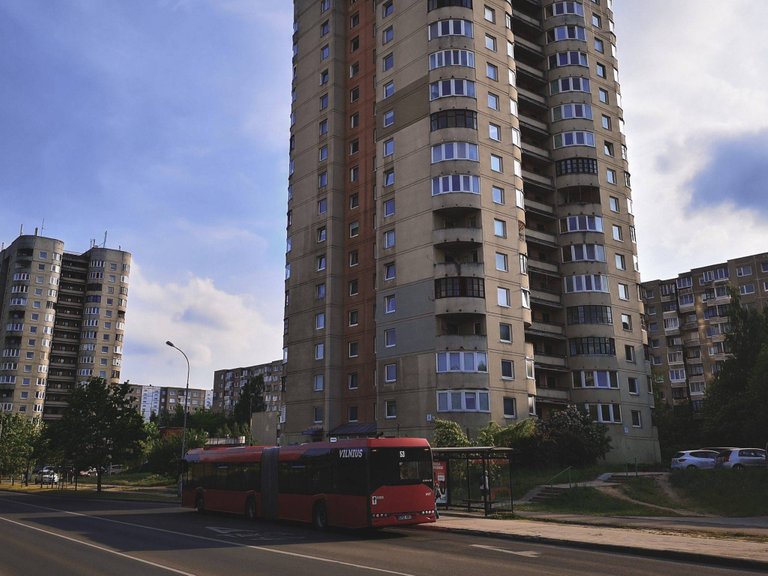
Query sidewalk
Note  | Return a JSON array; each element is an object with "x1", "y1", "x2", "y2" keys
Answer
[{"x1": 419, "y1": 511, "x2": 768, "y2": 571}]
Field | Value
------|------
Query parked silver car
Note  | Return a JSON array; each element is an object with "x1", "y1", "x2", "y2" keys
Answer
[
  {"x1": 670, "y1": 449, "x2": 719, "y2": 470},
  {"x1": 716, "y1": 448, "x2": 767, "y2": 469}
]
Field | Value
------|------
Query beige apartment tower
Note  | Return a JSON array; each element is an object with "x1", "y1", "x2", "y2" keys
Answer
[
  {"x1": 284, "y1": 0, "x2": 659, "y2": 462},
  {"x1": 0, "y1": 233, "x2": 130, "y2": 421}
]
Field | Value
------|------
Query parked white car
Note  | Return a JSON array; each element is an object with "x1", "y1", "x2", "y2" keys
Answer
[
  {"x1": 670, "y1": 450, "x2": 719, "y2": 470},
  {"x1": 716, "y1": 448, "x2": 767, "y2": 469}
]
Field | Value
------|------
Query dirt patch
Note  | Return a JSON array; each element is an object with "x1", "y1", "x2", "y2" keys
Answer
[{"x1": 597, "y1": 474, "x2": 711, "y2": 517}]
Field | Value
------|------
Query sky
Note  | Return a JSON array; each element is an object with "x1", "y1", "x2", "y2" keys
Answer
[{"x1": 1, "y1": 0, "x2": 767, "y2": 391}]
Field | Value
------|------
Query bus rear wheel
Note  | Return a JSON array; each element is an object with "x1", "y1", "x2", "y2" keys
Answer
[
  {"x1": 245, "y1": 497, "x2": 256, "y2": 521},
  {"x1": 313, "y1": 502, "x2": 328, "y2": 530}
]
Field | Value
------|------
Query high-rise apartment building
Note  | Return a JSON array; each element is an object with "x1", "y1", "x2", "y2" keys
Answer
[
  {"x1": 641, "y1": 253, "x2": 768, "y2": 412},
  {"x1": 0, "y1": 233, "x2": 130, "y2": 421},
  {"x1": 284, "y1": 0, "x2": 658, "y2": 462}
]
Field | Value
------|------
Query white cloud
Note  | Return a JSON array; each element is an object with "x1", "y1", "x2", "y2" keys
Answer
[
  {"x1": 615, "y1": 0, "x2": 768, "y2": 280},
  {"x1": 121, "y1": 263, "x2": 283, "y2": 390}
]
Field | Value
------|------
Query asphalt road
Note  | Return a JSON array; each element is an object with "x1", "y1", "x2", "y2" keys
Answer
[{"x1": 0, "y1": 492, "x2": 761, "y2": 576}]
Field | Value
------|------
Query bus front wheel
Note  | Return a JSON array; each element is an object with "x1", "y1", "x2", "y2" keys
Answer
[
  {"x1": 245, "y1": 497, "x2": 256, "y2": 521},
  {"x1": 313, "y1": 502, "x2": 328, "y2": 530}
]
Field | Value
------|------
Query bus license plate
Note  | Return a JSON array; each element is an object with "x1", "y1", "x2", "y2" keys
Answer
[{"x1": 397, "y1": 514, "x2": 412, "y2": 521}]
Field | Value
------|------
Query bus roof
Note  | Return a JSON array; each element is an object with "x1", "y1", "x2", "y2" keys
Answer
[{"x1": 184, "y1": 437, "x2": 431, "y2": 463}]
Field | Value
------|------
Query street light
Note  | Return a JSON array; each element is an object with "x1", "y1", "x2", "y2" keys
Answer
[{"x1": 165, "y1": 340, "x2": 190, "y2": 496}]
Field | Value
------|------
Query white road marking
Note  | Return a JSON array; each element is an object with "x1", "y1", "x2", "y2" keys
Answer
[
  {"x1": 0, "y1": 515, "x2": 199, "y2": 575},
  {"x1": 0, "y1": 498, "x2": 418, "y2": 576},
  {"x1": 471, "y1": 544, "x2": 541, "y2": 558}
]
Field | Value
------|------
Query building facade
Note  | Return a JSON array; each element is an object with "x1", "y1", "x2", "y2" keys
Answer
[
  {"x1": 212, "y1": 360, "x2": 284, "y2": 417},
  {"x1": 130, "y1": 384, "x2": 214, "y2": 421},
  {"x1": 0, "y1": 233, "x2": 130, "y2": 420},
  {"x1": 284, "y1": 0, "x2": 658, "y2": 462},
  {"x1": 641, "y1": 253, "x2": 768, "y2": 412}
]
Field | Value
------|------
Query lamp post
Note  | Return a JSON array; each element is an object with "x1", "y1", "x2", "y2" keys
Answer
[{"x1": 165, "y1": 340, "x2": 190, "y2": 497}]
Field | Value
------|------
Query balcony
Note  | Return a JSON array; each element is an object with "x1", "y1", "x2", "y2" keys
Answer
[
  {"x1": 533, "y1": 354, "x2": 567, "y2": 369},
  {"x1": 435, "y1": 297, "x2": 486, "y2": 316},
  {"x1": 432, "y1": 227, "x2": 483, "y2": 247},
  {"x1": 530, "y1": 289, "x2": 562, "y2": 308},
  {"x1": 434, "y1": 262, "x2": 484, "y2": 277},
  {"x1": 524, "y1": 228, "x2": 557, "y2": 247},
  {"x1": 526, "y1": 322, "x2": 565, "y2": 339},
  {"x1": 522, "y1": 169, "x2": 554, "y2": 189},
  {"x1": 435, "y1": 334, "x2": 486, "y2": 351}
]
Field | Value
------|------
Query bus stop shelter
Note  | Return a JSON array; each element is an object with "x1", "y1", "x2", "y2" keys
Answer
[{"x1": 432, "y1": 446, "x2": 514, "y2": 516}]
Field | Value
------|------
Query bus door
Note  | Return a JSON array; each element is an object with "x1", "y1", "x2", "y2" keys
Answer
[{"x1": 260, "y1": 447, "x2": 279, "y2": 520}]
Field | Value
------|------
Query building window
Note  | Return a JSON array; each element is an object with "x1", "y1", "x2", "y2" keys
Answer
[
  {"x1": 313, "y1": 374, "x2": 324, "y2": 391},
  {"x1": 486, "y1": 62, "x2": 498, "y2": 81},
  {"x1": 625, "y1": 345, "x2": 635, "y2": 363},
  {"x1": 618, "y1": 283, "x2": 630, "y2": 300},
  {"x1": 315, "y1": 312, "x2": 325, "y2": 330},
  {"x1": 383, "y1": 53, "x2": 394, "y2": 71},
  {"x1": 598, "y1": 88, "x2": 609, "y2": 103},
  {"x1": 319, "y1": 93, "x2": 328, "y2": 110},
  {"x1": 431, "y1": 174, "x2": 481, "y2": 195},
  {"x1": 485, "y1": 34, "x2": 497, "y2": 51},
  {"x1": 547, "y1": 25, "x2": 586, "y2": 42},
  {"x1": 499, "y1": 323, "x2": 512, "y2": 342},
  {"x1": 318, "y1": 145, "x2": 328, "y2": 161},
  {"x1": 382, "y1": 0, "x2": 393, "y2": 17},
  {"x1": 431, "y1": 142, "x2": 479, "y2": 163},
  {"x1": 428, "y1": 19, "x2": 474, "y2": 40},
  {"x1": 503, "y1": 397, "x2": 516, "y2": 418},
  {"x1": 384, "y1": 328, "x2": 396, "y2": 347},
  {"x1": 492, "y1": 185, "x2": 504, "y2": 204},
  {"x1": 430, "y1": 48, "x2": 475, "y2": 70},
  {"x1": 430, "y1": 79, "x2": 476, "y2": 100},
  {"x1": 552, "y1": 103, "x2": 593, "y2": 121},
  {"x1": 320, "y1": 45, "x2": 329, "y2": 60},
  {"x1": 314, "y1": 343, "x2": 325, "y2": 360},
  {"x1": 553, "y1": 131, "x2": 595, "y2": 148},
  {"x1": 550, "y1": 77, "x2": 590, "y2": 94},
  {"x1": 384, "y1": 198, "x2": 395, "y2": 216},
  {"x1": 494, "y1": 219, "x2": 507, "y2": 237},
  {"x1": 316, "y1": 255, "x2": 326, "y2": 271},
  {"x1": 606, "y1": 168, "x2": 617, "y2": 184},
  {"x1": 384, "y1": 262, "x2": 396, "y2": 280},
  {"x1": 348, "y1": 372, "x2": 359, "y2": 389},
  {"x1": 385, "y1": 400, "x2": 397, "y2": 419},
  {"x1": 383, "y1": 25, "x2": 393, "y2": 43},
  {"x1": 569, "y1": 337, "x2": 616, "y2": 356},
  {"x1": 349, "y1": 250, "x2": 359, "y2": 266},
  {"x1": 321, "y1": 20, "x2": 330, "y2": 36},
  {"x1": 612, "y1": 224, "x2": 623, "y2": 241},
  {"x1": 437, "y1": 390, "x2": 490, "y2": 412},
  {"x1": 384, "y1": 363, "x2": 397, "y2": 383},
  {"x1": 620, "y1": 313, "x2": 632, "y2": 330},
  {"x1": 631, "y1": 410, "x2": 642, "y2": 427},
  {"x1": 495, "y1": 252, "x2": 508, "y2": 272},
  {"x1": 316, "y1": 283, "x2": 326, "y2": 299},
  {"x1": 384, "y1": 229, "x2": 395, "y2": 248},
  {"x1": 628, "y1": 377, "x2": 639, "y2": 395},
  {"x1": 501, "y1": 359, "x2": 514, "y2": 379},
  {"x1": 488, "y1": 123, "x2": 501, "y2": 141},
  {"x1": 385, "y1": 294, "x2": 396, "y2": 313},
  {"x1": 383, "y1": 110, "x2": 395, "y2": 127},
  {"x1": 615, "y1": 253, "x2": 626, "y2": 270},
  {"x1": 431, "y1": 109, "x2": 477, "y2": 131},
  {"x1": 349, "y1": 310, "x2": 359, "y2": 326},
  {"x1": 384, "y1": 138, "x2": 394, "y2": 156},
  {"x1": 497, "y1": 287, "x2": 510, "y2": 307},
  {"x1": 595, "y1": 37, "x2": 604, "y2": 52},
  {"x1": 487, "y1": 92, "x2": 499, "y2": 110},
  {"x1": 490, "y1": 154, "x2": 503, "y2": 172},
  {"x1": 609, "y1": 196, "x2": 620, "y2": 212},
  {"x1": 384, "y1": 80, "x2": 395, "y2": 98},
  {"x1": 349, "y1": 279, "x2": 359, "y2": 295},
  {"x1": 564, "y1": 274, "x2": 610, "y2": 294},
  {"x1": 351, "y1": 112, "x2": 359, "y2": 127}
]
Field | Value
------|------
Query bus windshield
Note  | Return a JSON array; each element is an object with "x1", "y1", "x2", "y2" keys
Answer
[{"x1": 369, "y1": 446, "x2": 433, "y2": 489}]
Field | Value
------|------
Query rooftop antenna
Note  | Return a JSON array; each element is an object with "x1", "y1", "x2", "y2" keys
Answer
[
  {"x1": 19, "y1": 224, "x2": 23, "y2": 236},
  {"x1": 103, "y1": 231, "x2": 108, "y2": 248}
]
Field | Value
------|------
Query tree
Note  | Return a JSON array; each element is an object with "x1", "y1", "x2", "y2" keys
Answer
[
  {"x1": 432, "y1": 419, "x2": 471, "y2": 447},
  {"x1": 233, "y1": 375, "x2": 266, "y2": 427},
  {"x1": 536, "y1": 405, "x2": 611, "y2": 467},
  {"x1": 0, "y1": 414, "x2": 40, "y2": 482},
  {"x1": 703, "y1": 293, "x2": 768, "y2": 447},
  {"x1": 46, "y1": 378, "x2": 147, "y2": 492}
]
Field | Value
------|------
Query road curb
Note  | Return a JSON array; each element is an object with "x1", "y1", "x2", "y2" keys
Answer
[{"x1": 418, "y1": 524, "x2": 768, "y2": 572}]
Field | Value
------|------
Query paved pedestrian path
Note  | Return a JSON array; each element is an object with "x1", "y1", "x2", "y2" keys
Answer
[{"x1": 419, "y1": 512, "x2": 768, "y2": 570}]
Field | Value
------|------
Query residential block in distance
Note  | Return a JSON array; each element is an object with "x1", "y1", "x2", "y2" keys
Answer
[
  {"x1": 641, "y1": 252, "x2": 768, "y2": 412},
  {"x1": 0, "y1": 231, "x2": 130, "y2": 421},
  {"x1": 283, "y1": 0, "x2": 659, "y2": 462}
]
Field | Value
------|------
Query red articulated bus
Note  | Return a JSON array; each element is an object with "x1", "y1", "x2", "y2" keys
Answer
[{"x1": 181, "y1": 437, "x2": 437, "y2": 529}]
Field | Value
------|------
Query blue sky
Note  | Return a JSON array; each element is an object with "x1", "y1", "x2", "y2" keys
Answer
[{"x1": 1, "y1": 1, "x2": 767, "y2": 390}]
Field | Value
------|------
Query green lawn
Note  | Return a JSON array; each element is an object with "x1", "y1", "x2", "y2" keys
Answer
[{"x1": 669, "y1": 468, "x2": 768, "y2": 516}]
